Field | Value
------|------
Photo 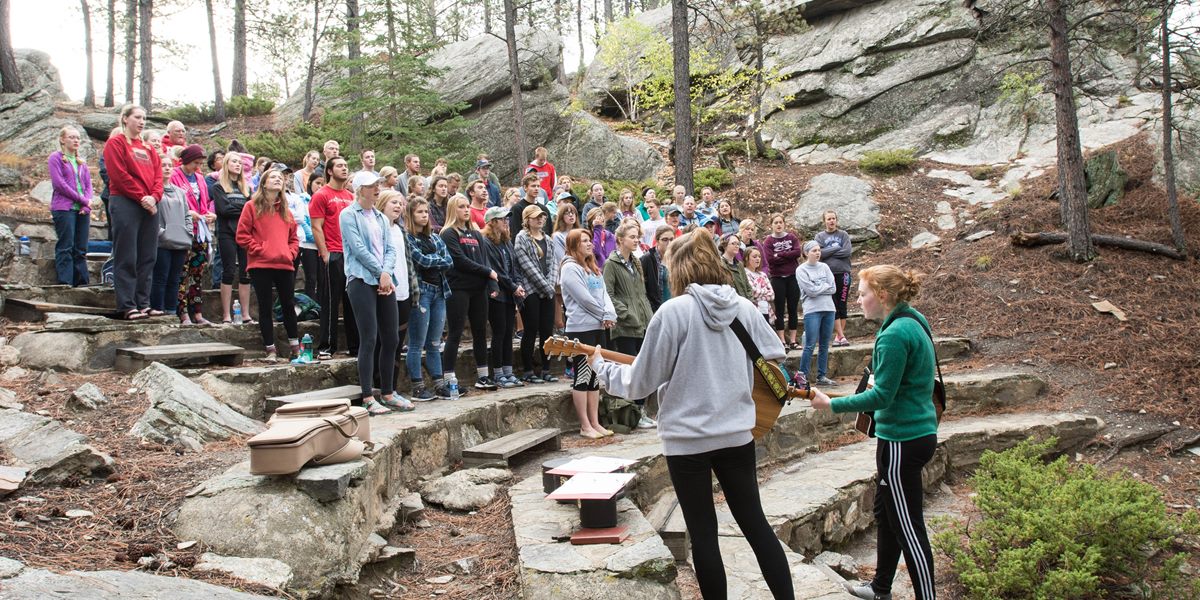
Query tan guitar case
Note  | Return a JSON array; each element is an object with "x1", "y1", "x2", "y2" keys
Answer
[
  {"x1": 250, "y1": 401, "x2": 370, "y2": 475},
  {"x1": 268, "y1": 398, "x2": 371, "y2": 442}
]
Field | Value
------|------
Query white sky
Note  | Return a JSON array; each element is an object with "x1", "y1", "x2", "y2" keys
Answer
[{"x1": 11, "y1": 0, "x2": 599, "y2": 106}]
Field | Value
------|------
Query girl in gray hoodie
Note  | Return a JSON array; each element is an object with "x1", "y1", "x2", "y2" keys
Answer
[
  {"x1": 589, "y1": 229, "x2": 793, "y2": 600},
  {"x1": 560, "y1": 229, "x2": 617, "y2": 438}
]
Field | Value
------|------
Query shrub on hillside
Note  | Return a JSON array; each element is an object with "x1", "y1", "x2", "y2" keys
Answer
[
  {"x1": 227, "y1": 95, "x2": 275, "y2": 118},
  {"x1": 859, "y1": 148, "x2": 916, "y2": 174},
  {"x1": 569, "y1": 179, "x2": 664, "y2": 206},
  {"x1": 933, "y1": 438, "x2": 1200, "y2": 600},
  {"x1": 160, "y1": 95, "x2": 276, "y2": 125},
  {"x1": 695, "y1": 167, "x2": 733, "y2": 191}
]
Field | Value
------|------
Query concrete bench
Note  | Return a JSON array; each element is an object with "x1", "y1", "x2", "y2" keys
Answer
[
  {"x1": 114, "y1": 342, "x2": 245, "y2": 373},
  {"x1": 264, "y1": 385, "x2": 366, "y2": 415},
  {"x1": 461, "y1": 427, "x2": 562, "y2": 467}
]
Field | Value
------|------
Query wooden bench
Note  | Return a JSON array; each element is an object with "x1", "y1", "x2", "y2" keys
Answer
[
  {"x1": 264, "y1": 385, "x2": 366, "y2": 415},
  {"x1": 647, "y1": 494, "x2": 690, "y2": 562},
  {"x1": 3, "y1": 298, "x2": 117, "y2": 322},
  {"x1": 114, "y1": 343, "x2": 245, "y2": 373},
  {"x1": 461, "y1": 427, "x2": 562, "y2": 467}
]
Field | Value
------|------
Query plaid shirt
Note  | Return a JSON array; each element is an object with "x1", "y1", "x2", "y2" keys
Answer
[
  {"x1": 407, "y1": 230, "x2": 453, "y2": 298},
  {"x1": 514, "y1": 230, "x2": 556, "y2": 299}
]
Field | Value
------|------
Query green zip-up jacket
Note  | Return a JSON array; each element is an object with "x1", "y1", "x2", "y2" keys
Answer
[
  {"x1": 603, "y1": 251, "x2": 654, "y2": 340},
  {"x1": 723, "y1": 256, "x2": 754, "y2": 301},
  {"x1": 830, "y1": 302, "x2": 939, "y2": 442}
]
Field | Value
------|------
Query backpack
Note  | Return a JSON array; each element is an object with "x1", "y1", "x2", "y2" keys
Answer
[
  {"x1": 274, "y1": 292, "x2": 321, "y2": 322},
  {"x1": 598, "y1": 395, "x2": 643, "y2": 434}
]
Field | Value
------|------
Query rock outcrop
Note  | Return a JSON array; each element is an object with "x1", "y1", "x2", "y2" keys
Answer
[
  {"x1": 0, "y1": 50, "x2": 95, "y2": 163},
  {"x1": 128, "y1": 362, "x2": 264, "y2": 451},
  {"x1": 0, "y1": 408, "x2": 113, "y2": 485}
]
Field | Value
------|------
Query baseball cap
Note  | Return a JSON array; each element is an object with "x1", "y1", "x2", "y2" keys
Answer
[
  {"x1": 351, "y1": 171, "x2": 382, "y2": 192},
  {"x1": 476, "y1": 159, "x2": 492, "y2": 169},
  {"x1": 663, "y1": 204, "x2": 682, "y2": 216},
  {"x1": 270, "y1": 162, "x2": 293, "y2": 174},
  {"x1": 485, "y1": 206, "x2": 511, "y2": 221}
]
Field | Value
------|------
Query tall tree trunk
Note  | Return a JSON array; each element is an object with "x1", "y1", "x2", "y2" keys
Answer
[
  {"x1": 205, "y1": 0, "x2": 226, "y2": 121},
  {"x1": 81, "y1": 0, "x2": 96, "y2": 106},
  {"x1": 303, "y1": 0, "x2": 320, "y2": 121},
  {"x1": 1047, "y1": 0, "x2": 1093, "y2": 261},
  {"x1": 604, "y1": 0, "x2": 612, "y2": 24},
  {"x1": 428, "y1": 0, "x2": 437, "y2": 39},
  {"x1": 670, "y1": 0, "x2": 693, "y2": 193},
  {"x1": 346, "y1": 0, "x2": 363, "y2": 149},
  {"x1": 0, "y1": 0, "x2": 18, "y2": 93},
  {"x1": 384, "y1": 0, "x2": 398, "y2": 55},
  {"x1": 123, "y1": 0, "x2": 135, "y2": 102},
  {"x1": 231, "y1": 0, "x2": 247, "y2": 97},
  {"x1": 624, "y1": 0, "x2": 630, "y2": 18},
  {"x1": 484, "y1": 0, "x2": 492, "y2": 34},
  {"x1": 137, "y1": 0, "x2": 151, "y2": 110},
  {"x1": 104, "y1": 0, "x2": 115, "y2": 106},
  {"x1": 577, "y1": 0, "x2": 585, "y2": 78},
  {"x1": 1161, "y1": 0, "x2": 1187, "y2": 253},
  {"x1": 503, "y1": 0, "x2": 528, "y2": 169}
]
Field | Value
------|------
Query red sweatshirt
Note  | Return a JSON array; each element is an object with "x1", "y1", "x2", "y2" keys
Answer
[
  {"x1": 103, "y1": 134, "x2": 163, "y2": 202},
  {"x1": 236, "y1": 200, "x2": 299, "y2": 271}
]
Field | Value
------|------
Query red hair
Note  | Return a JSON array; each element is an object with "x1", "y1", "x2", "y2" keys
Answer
[{"x1": 564, "y1": 229, "x2": 600, "y2": 275}]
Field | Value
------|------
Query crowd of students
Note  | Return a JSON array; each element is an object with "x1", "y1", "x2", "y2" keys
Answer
[{"x1": 51, "y1": 103, "x2": 855, "y2": 423}]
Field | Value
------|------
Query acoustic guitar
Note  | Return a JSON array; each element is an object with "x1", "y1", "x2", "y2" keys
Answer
[{"x1": 543, "y1": 336, "x2": 834, "y2": 440}]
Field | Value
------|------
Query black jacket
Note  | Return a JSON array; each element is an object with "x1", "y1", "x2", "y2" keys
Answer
[
  {"x1": 209, "y1": 179, "x2": 249, "y2": 241},
  {"x1": 509, "y1": 199, "x2": 553, "y2": 237},
  {"x1": 441, "y1": 226, "x2": 491, "y2": 291},
  {"x1": 640, "y1": 248, "x2": 666, "y2": 312},
  {"x1": 482, "y1": 236, "x2": 524, "y2": 304}
]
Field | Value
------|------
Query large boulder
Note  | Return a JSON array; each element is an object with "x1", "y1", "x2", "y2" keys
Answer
[
  {"x1": 578, "y1": 6, "x2": 673, "y2": 112},
  {"x1": 128, "y1": 362, "x2": 264, "y2": 451},
  {"x1": 0, "y1": 408, "x2": 113, "y2": 485},
  {"x1": 420, "y1": 468, "x2": 512, "y2": 511},
  {"x1": 2, "y1": 567, "x2": 270, "y2": 599},
  {"x1": 428, "y1": 27, "x2": 562, "y2": 110},
  {"x1": 0, "y1": 49, "x2": 72, "y2": 159},
  {"x1": 10, "y1": 331, "x2": 91, "y2": 372},
  {"x1": 792, "y1": 173, "x2": 879, "y2": 239},
  {"x1": 467, "y1": 83, "x2": 663, "y2": 183}
]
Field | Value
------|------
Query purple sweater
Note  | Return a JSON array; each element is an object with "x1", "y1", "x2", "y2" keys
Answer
[
  {"x1": 48, "y1": 151, "x2": 94, "y2": 214},
  {"x1": 592, "y1": 225, "x2": 616, "y2": 269},
  {"x1": 762, "y1": 232, "x2": 802, "y2": 279}
]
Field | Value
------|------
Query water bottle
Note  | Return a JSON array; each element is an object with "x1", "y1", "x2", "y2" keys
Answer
[
  {"x1": 301, "y1": 334, "x2": 313, "y2": 362},
  {"x1": 18, "y1": 236, "x2": 29, "y2": 257},
  {"x1": 232, "y1": 300, "x2": 243, "y2": 325},
  {"x1": 448, "y1": 378, "x2": 460, "y2": 400}
]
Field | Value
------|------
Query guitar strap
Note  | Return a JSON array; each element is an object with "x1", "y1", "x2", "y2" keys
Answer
[
  {"x1": 729, "y1": 318, "x2": 789, "y2": 402},
  {"x1": 892, "y1": 311, "x2": 946, "y2": 413}
]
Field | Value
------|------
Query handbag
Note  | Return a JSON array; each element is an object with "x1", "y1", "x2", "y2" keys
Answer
[{"x1": 853, "y1": 310, "x2": 946, "y2": 437}]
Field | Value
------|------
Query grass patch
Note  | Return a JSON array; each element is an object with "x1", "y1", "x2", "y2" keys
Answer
[{"x1": 859, "y1": 148, "x2": 917, "y2": 174}]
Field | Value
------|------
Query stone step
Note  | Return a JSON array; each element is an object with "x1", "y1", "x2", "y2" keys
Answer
[
  {"x1": 737, "y1": 412, "x2": 1104, "y2": 561},
  {"x1": 712, "y1": 536, "x2": 847, "y2": 600},
  {"x1": 1, "y1": 565, "x2": 272, "y2": 599},
  {"x1": 814, "y1": 366, "x2": 1048, "y2": 414},
  {"x1": 510, "y1": 472, "x2": 680, "y2": 599},
  {"x1": 784, "y1": 336, "x2": 972, "y2": 379},
  {"x1": 114, "y1": 342, "x2": 246, "y2": 373}
]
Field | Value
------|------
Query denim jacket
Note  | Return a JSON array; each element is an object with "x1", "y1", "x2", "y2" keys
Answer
[{"x1": 339, "y1": 202, "x2": 396, "y2": 286}]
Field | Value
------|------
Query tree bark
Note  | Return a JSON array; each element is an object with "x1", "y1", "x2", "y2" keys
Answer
[
  {"x1": 345, "y1": 0, "x2": 363, "y2": 149},
  {"x1": 604, "y1": 0, "x2": 613, "y2": 24},
  {"x1": 205, "y1": 0, "x2": 226, "y2": 121},
  {"x1": 1011, "y1": 231, "x2": 1186, "y2": 260},
  {"x1": 577, "y1": 0, "x2": 585, "y2": 77},
  {"x1": 624, "y1": 0, "x2": 630, "y2": 18},
  {"x1": 384, "y1": 0, "x2": 398, "y2": 56},
  {"x1": 81, "y1": 0, "x2": 96, "y2": 107},
  {"x1": 429, "y1": 0, "x2": 437, "y2": 39},
  {"x1": 1161, "y1": 0, "x2": 1187, "y2": 254},
  {"x1": 137, "y1": 0, "x2": 151, "y2": 110},
  {"x1": 503, "y1": 0, "x2": 528, "y2": 168},
  {"x1": 231, "y1": 0, "x2": 247, "y2": 97},
  {"x1": 0, "y1": 0, "x2": 22, "y2": 93},
  {"x1": 1046, "y1": 0, "x2": 1093, "y2": 261},
  {"x1": 104, "y1": 0, "x2": 115, "y2": 106},
  {"x1": 484, "y1": 0, "x2": 492, "y2": 34},
  {"x1": 670, "y1": 0, "x2": 693, "y2": 193},
  {"x1": 123, "y1": 0, "x2": 135, "y2": 103},
  {"x1": 303, "y1": 0, "x2": 321, "y2": 121}
]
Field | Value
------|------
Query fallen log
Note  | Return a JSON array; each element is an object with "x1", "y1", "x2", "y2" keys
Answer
[{"x1": 1011, "y1": 231, "x2": 1187, "y2": 260}]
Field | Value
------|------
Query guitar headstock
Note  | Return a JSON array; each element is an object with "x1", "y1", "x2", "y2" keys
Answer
[{"x1": 543, "y1": 336, "x2": 587, "y2": 358}]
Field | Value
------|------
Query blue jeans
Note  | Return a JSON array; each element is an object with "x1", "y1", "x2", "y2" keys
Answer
[
  {"x1": 150, "y1": 248, "x2": 187, "y2": 312},
  {"x1": 51, "y1": 210, "x2": 90, "y2": 286},
  {"x1": 405, "y1": 282, "x2": 447, "y2": 382},
  {"x1": 801, "y1": 310, "x2": 836, "y2": 379}
]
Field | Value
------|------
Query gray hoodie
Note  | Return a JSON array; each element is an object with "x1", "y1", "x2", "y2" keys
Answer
[
  {"x1": 560, "y1": 257, "x2": 616, "y2": 332},
  {"x1": 796, "y1": 261, "x2": 836, "y2": 314},
  {"x1": 595, "y1": 283, "x2": 786, "y2": 456}
]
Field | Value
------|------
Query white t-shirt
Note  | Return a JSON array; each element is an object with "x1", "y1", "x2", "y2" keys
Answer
[
  {"x1": 389, "y1": 223, "x2": 411, "y2": 302},
  {"x1": 642, "y1": 217, "x2": 666, "y2": 247}
]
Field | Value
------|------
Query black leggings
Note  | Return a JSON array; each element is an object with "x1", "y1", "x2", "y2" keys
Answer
[
  {"x1": 667, "y1": 441, "x2": 793, "y2": 600},
  {"x1": 346, "y1": 278, "x2": 399, "y2": 398},
  {"x1": 519, "y1": 293, "x2": 555, "y2": 374},
  {"x1": 217, "y1": 231, "x2": 250, "y2": 285},
  {"x1": 770, "y1": 276, "x2": 800, "y2": 332},
  {"x1": 872, "y1": 434, "x2": 938, "y2": 600},
  {"x1": 488, "y1": 299, "x2": 515, "y2": 371},
  {"x1": 443, "y1": 286, "x2": 488, "y2": 376},
  {"x1": 297, "y1": 247, "x2": 320, "y2": 298},
  {"x1": 248, "y1": 268, "x2": 298, "y2": 349},
  {"x1": 832, "y1": 271, "x2": 851, "y2": 320},
  {"x1": 317, "y1": 252, "x2": 358, "y2": 354}
]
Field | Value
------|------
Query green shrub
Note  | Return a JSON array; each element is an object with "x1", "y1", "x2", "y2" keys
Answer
[
  {"x1": 933, "y1": 438, "x2": 1200, "y2": 600},
  {"x1": 969, "y1": 165, "x2": 993, "y2": 180},
  {"x1": 859, "y1": 148, "x2": 917, "y2": 174},
  {"x1": 227, "y1": 95, "x2": 275, "y2": 118},
  {"x1": 236, "y1": 122, "x2": 334, "y2": 167},
  {"x1": 973, "y1": 255, "x2": 993, "y2": 271},
  {"x1": 569, "y1": 179, "x2": 665, "y2": 206},
  {"x1": 160, "y1": 102, "x2": 218, "y2": 124},
  {"x1": 717, "y1": 139, "x2": 748, "y2": 156},
  {"x1": 612, "y1": 121, "x2": 641, "y2": 132},
  {"x1": 694, "y1": 167, "x2": 733, "y2": 191}
]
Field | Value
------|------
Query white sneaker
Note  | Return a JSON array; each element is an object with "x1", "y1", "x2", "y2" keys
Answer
[{"x1": 637, "y1": 415, "x2": 657, "y2": 429}]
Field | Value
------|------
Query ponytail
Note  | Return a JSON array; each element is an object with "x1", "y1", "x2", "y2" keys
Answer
[{"x1": 859, "y1": 265, "x2": 925, "y2": 305}]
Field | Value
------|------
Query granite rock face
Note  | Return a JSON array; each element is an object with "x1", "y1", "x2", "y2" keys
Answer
[{"x1": 128, "y1": 362, "x2": 264, "y2": 451}]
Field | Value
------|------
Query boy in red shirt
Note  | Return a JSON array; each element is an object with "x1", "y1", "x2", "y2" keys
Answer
[
  {"x1": 526, "y1": 146, "x2": 556, "y2": 202},
  {"x1": 309, "y1": 156, "x2": 359, "y2": 358}
]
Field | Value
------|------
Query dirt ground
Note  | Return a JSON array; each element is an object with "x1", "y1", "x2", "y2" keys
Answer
[{"x1": 1, "y1": 131, "x2": 1198, "y2": 598}]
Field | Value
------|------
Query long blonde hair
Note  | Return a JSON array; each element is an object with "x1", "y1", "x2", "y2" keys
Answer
[
  {"x1": 219, "y1": 151, "x2": 250, "y2": 196},
  {"x1": 441, "y1": 194, "x2": 476, "y2": 231}
]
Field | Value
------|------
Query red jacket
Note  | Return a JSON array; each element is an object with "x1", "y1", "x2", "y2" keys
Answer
[
  {"x1": 103, "y1": 134, "x2": 163, "y2": 202},
  {"x1": 236, "y1": 200, "x2": 299, "y2": 271}
]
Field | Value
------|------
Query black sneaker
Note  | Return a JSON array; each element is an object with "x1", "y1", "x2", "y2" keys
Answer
[
  {"x1": 475, "y1": 376, "x2": 499, "y2": 390},
  {"x1": 433, "y1": 382, "x2": 452, "y2": 400},
  {"x1": 410, "y1": 384, "x2": 435, "y2": 402}
]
